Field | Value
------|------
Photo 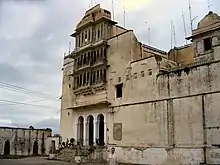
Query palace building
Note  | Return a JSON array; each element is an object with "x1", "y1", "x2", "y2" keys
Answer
[{"x1": 60, "y1": 4, "x2": 220, "y2": 165}]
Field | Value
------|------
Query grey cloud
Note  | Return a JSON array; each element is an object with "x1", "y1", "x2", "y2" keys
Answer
[
  {"x1": 34, "y1": 117, "x2": 60, "y2": 134},
  {"x1": 10, "y1": 117, "x2": 60, "y2": 135},
  {"x1": 0, "y1": 0, "x2": 220, "y2": 135},
  {"x1": 0, "y1": 63, "x2": 27, "y2": 83}
]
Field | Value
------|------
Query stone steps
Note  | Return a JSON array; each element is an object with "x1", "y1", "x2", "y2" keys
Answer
[{"x1": 53, "y1": 146, "x2": 107, "y2": 164}]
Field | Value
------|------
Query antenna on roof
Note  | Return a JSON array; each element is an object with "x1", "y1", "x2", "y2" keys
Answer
[
  {"x1": 68, "y1": 41, "x2": 71, "y2": 55},
  {"x1": 189, "y1": 0, "x2": 198, "y2": 34},
  {"x1": 207, "y1": 0, "x2": 211, "y2": 11},
  {"x1": 145, "y1": 22, "x2": 151, "y2": 45},
  {"x1": 123, "y1": 5, "x2": 126, "y2": 28},
  {"x1": 189, "y1": 0, "x2": 193, "y2": 33},
  {"x1": 171, "y1": 20, "x2": 173, "y2": 49},
  {"x1": 112, "y1": 0, "x2": 115, "y2": 20},
  {"x1": 90, "y1": 0, "x2": 93, "y2": 7},
  {"x1": 173, "y1": 22, "x2": 177, "y2": 47},
  {"x1": 182, "y1": 10, "x2": 188, "y2": 45}
]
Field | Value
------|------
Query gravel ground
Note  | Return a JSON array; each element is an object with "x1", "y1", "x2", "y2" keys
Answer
[
  {"x1": 0, "y1": 156, "x2": 138, "y2": 165},
  {"x1": 0, "y1": 157, "x2": 74, "y2": 165}
]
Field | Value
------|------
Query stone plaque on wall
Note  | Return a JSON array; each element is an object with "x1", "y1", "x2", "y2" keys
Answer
[{"x1": 113, "y1": 123, "x2": 122, "y2": 141}]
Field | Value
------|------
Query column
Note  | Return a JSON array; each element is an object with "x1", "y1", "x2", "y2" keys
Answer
[
  {"x1": 76, "y1": 35, "x2": 78, "y2": 48},
  {"x1": 104, "y1": 120, "x2": 107, "y2": 146},
  {"x1": 75, "y1": 118, "x2": 78, "y2": 142},
  {"x1": 83, "y1": 116, "x2": 87, "y2": 145},
  {"x1": 96, "y1": 121, "x2": 100, "y2": 144},
  {"x1": 86, "y1": 121, "x2": 89, "y2": 146},
  {"x1": 93, "y1": 117, "x2": 97, "y2": 145}
]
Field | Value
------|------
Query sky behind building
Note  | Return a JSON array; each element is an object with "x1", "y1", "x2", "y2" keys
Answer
[{"x1": 0, "y1": 0, "x2": 219, "y2": 134}]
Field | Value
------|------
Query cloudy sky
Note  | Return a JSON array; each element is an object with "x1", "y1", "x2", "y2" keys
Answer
[{"x1": 0, "y1": 0, "x2": 219, "y2": 134}]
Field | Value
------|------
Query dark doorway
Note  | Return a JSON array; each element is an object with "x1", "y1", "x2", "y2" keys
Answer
[
  {"x1": 88, "y1": 115, "x2": 94, "y2": 146},
  {"x1": 33, "y1": 141, "x2": 38, "y2": 155},
  {"x1": 97, "y1": 114, "x2": 105, "y2": 146},
  {"x1": 51, "y1": 140, "x2": 55, "y2": 153},
  {"x1": 78, "y1": 116, "x2": 84, "y2": 143},
  {"x1": 4, "y1": 140, "x2": 10, "y2": 155}
]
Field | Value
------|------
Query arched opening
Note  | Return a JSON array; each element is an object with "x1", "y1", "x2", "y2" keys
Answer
[
  {"x1": 87, "y1": 115, "x2": 94, "y2": 146},
  {"x1": 78, "y1": 116, "x2": 84, "y2": 143},
  {"x1": 4, "y1": 140, "x2": 10, "y2": 155},
  {"x1": 97, "y1": 114, "x2": 105, "y2": 146},
  {"x1": 33, "y1": 141, "x2": 38, "y2": 155}
]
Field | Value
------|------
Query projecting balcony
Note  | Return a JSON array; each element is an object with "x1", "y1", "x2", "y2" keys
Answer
[
  {"x1": 74, "y1": 79, "x2": 107, "y2": 96},
  {"x1": 72, "y1": 39, "x2": 108, "y2": 55},
  {"x1": 73, "y1": 59, "x2": 107, "y2": 75},
  {"x1": 69, "y1": 81, "x2": 110, "y2": 110}
]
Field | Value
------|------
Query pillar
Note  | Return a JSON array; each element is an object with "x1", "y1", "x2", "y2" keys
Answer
[
  {"x1": 85, "y1": 121, "x2": 89, "y2": 146},
  {"x1": 83, "y1": 118, "x2": 87, "y2": 145},
  {"x1": 96, "y1": 121, "x2": 100, "y2": 145},
  {"x1": 75, "y1": 116, "x2": 78, "y2": 141},
  {"x1": 93, "y1": 117, "x2": 97, "y2": 145},
  {"x1": 104, "y1": 119, "x2": 107, "y2": 145}
]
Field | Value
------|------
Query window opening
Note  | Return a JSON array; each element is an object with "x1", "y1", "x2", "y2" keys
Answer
[
  {"x1": 93, "y1": 71, "x2": 96, "y2": 83},
  {"x1": 204, "y1": 38, "x2": 212, "y2": 51},
  {"x1": 94, "y1": 51, "x2": 97, "y2": 63},
  {"x1": 126, "y1": 75, "x2": 130, "y2": 80},
  {"x1": 118, "y1": 77, "x2": 121, "y2": 83},
  {"x1": 83, "y1": 53, "x2": 86, "y2": 65},
  {"x1": 83, "y1": 73, "x2": 86, "y2": 85},
  {"x1": 87, "y1": 72, "x2": 90, "y2": 84},
  {"x1": 104, "y1": 48, "x2": 107, "y2": 58},
  {"x1": 141, "y1": 71, "x2": 145, "y2": 77},
  {"x1": 134, "y1": 73, "x2": 137, "y2": 79},
  {"x1": 148, "y1": 69, "x2": 152, "y2": 76},
  {"x1": 116, "y1": 84, "x2": 123, "y2": 98},
  {"x1": 80, "y1": 74, "x2": 82, "y2": 86}
]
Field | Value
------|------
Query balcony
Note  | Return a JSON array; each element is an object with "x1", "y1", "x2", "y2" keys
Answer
[
  {"x1": 69, "y1": 82, "x2": 110, "y2": 110},
  {"x1": 74, "y1": 79, "x2": 106, "y2": 95},
  {"x1": 73, "y1": 39, "x2": 108, "y2": 55},
  {"x1": 73, "y1": 60, "x2": 107, "y2": 75}
]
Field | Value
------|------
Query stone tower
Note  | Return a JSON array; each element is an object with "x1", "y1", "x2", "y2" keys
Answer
[{"x1": 187, "y1": 11, "x2": 220, "y2": 63}]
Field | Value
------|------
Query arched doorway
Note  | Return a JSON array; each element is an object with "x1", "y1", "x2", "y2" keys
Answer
[
  {"x1": 33, "y1": 141, "x2": 38, "y2": 155},
  {"x1": 97, "y1": 114, "x2": 105, "y2": 146},
  {"x1": 78, "y1": 116, "x2": 84, "y2": 143},
  {"x1": 4, "y1": 140, "x2": 10, "y2": 155},
  {"x1": 87, "y1": 115, "x2": 94, "y2": 146}
]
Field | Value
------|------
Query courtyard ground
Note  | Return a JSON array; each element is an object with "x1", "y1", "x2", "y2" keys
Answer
[
  {"x1": 0, "y1": 156, "x2": 139, "y2": 165},
  {"x1": 0, "y1": 157, "x2": 72, "y2": 165},
  {"x1": 0, "y1": 157, "x2": 109, "y2": 165}
]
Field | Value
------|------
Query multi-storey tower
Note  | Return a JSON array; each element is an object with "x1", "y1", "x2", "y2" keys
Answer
[{"x1": 60, "y1": 4, "x2": 117, "y2": 146}]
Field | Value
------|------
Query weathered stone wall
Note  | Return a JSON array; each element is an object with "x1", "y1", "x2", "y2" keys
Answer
[
  {"x1": 0, "y1": 127, "x2": 51, "y2": 156},
  {"x1": 60, "y1": 56, "x2": 75, "y2": 142},
  {"x1": 54, "y1": 147, "x2": 107, "y2": 163},
  {"x1": 107, "y1": 59, "x2": 220, "y2": 164}
]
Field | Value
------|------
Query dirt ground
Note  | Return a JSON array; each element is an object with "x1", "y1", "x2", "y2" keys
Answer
[
  {"x1": 0, "y1": 157, "x2": 73, "y2": 165},
  {"x1": 0, "y1": 156, "x2": 139, "y2": 165}
]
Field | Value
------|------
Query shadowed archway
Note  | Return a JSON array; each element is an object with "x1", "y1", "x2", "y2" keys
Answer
[
  {"x1": 97, "y1": 114, "x2": 105, "y2": 146},
  {"x1": 33, "y1": 141, "x2": 38, "y2": 155},
  {"x1": 77, "y1": 116, "x2": 84, "y2": 143},
  {"x1": 87, "y1": 115, "x2": 94, "y2": 146},
  {"x1": 4, "y1": 140, "x2": 10, "y2": 155}
]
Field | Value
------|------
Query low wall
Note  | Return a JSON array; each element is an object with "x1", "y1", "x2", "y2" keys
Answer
[{"x1": 113, "y1": 147, "x2": 205, "y2": 165}]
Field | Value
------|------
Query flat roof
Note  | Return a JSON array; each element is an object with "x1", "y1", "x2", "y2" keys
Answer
[{"x1": 0, "y1": 126, "x2": 52, "y2": 131}]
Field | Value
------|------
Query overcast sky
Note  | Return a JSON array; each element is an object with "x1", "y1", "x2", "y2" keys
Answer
[{"x1": 0, "y1": 0, "x2": 219, "y2": 134}]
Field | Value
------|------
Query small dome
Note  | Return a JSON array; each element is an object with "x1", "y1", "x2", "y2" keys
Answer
[{"x1": 197, "y1": 11, "x2": 220, "y2": 29}]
